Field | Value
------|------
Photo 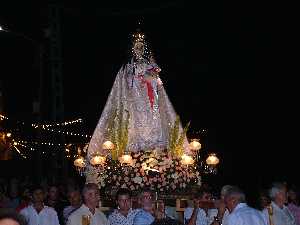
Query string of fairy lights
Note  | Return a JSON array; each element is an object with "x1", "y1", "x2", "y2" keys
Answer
[
  {"x1": 40, "y1": 127, "x2": 92, "y2": 138},
  {"x1": 0, "y1": 113, "x2": 90, "y2": 159},
  {"x1": 1, "y1": 113, "x2": 209, "y2": 161}
]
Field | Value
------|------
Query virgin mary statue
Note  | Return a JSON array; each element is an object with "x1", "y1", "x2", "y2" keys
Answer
[{"x1": 87, "y1": 30, "x2": 190, "y2": 164}]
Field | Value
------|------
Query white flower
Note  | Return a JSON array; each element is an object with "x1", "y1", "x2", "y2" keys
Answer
[
  {"x1": 132, "y1": 176, "x2": 143, "y2": 184},
  {"x1": 171, "y1": 173, "x2": 179, "y2": 179},
  {"x1": 197, "y1": 176, "x2": 202, "y2": 186}
]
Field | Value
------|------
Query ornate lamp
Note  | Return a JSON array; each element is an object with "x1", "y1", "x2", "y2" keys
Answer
[
  {"x1": 119, "y1": 154, "x2": 133, "y2": 165},
  {"x1": 206, "y1": 153, "x2": 219, "y2": 165},
  {"x1": 181, "y1": 154, "x2": 194, "y2": 165},
  {"x1": 189, "y1": 139, "x2": 201, "y2": 151},
  {"x1": 74, "y1": 156, "x2": 86, "y2": 175},
  {"x1": 90, "y1": 153, "x2": 106, "y2": 166},
  {"x1": 205, "y1": 153, "x2": 219, "y2": 174},
  {"x1": 102, "y1": 140, "x2": 115, "y2": 150}
]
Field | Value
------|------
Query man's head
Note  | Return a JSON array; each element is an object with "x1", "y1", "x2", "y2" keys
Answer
[
  {"x1": 193, "y1": 187, "x2": 213, "y2": 209},
  {"x1": 116, "y1": 188, "x2": 132, "y2": 212},
  {"x1": 82, "y1": 183, "x2": 100, "y2": 209},
  {"x1": 224, "y1": 186, "x2": 246, "y2": 213},
  {"x1": 68, "y1": 189, "x2": 81, "y2": 207},
  {"x1": 269, "y1": 182, "x2": 287, "y2": 207},
  {"x1": 259, "y1": 190, "x2": 271, "y2": 209},
  {"x1": 195, "y1": 187, "x2": 212, "y2": 201},
  {"x1": 31, "y1": 186, "x2": 45, "y2": 204},
  {"x1": 48, "y1": 185, "x2": 58, "y2": 201},
  {"x1": 220, "y1": 185, "x2": 233, "y2": 200},
  {"x1": 287, "y1": 185, "x2": 299, "y2": 204},
  {"x1": 0, "y1": 209, "x2": 27, "y2": 225},
  {"x1": 138, "y1": 188, "x2": 153, "y2": 212}
]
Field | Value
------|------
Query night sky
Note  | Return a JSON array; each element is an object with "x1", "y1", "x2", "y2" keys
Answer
[{"x1": 0, "y1": 1, "x2": 298, "y2": 191}]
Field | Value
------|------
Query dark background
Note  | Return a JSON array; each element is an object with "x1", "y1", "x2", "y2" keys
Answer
[{"x1": 0, "y1": 1, "x2": 298, "y2": 193}]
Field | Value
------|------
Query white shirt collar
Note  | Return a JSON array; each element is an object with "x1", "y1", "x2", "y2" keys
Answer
[
  {"x1": 232, "y1": 202, "x2": 247, "y2": 213},
  {"x1": 271, "y1": 201, "x2": 286, "y2": 211}
]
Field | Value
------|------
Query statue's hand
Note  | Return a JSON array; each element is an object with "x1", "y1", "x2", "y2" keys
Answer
[{"x1": 157, "y1": 77, "x2": 163, "y2": 86}]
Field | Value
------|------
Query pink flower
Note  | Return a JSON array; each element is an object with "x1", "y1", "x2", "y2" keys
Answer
[{"x1": 124, "y1": 177, "x2": 130, "y2": 182}]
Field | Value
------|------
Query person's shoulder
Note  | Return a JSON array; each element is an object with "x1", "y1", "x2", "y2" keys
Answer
[
  {"x1": 134, "y1": 209, "x2": 153, "y2": 220},
  {"x1": 134, "y1": 211, "x2": 154, "y2": 225},
  {"x1": 96, "y1": 208, "x2": 108, "y2": 221},
  {"x1": 68, "y1": 206, "x2": 82, "y2": 219},
  {"x1": 19, "y1": 205, "x2": 30, "y2": 214},
  {"x1": 130, "y1": 209, "x2": 140, "y2": 216},
  {"x1": 63, "y1": 205, "x2": 72, "y2": 212},
  {"x1": 44, "y1": 206, "x2": 58, "y2": 215},
  {"x1": 183, "y1": 207, "x2": 193, "y2": 214},
  {"x1": 226, "y1": 212, "x2": 239, "y2": 223}
]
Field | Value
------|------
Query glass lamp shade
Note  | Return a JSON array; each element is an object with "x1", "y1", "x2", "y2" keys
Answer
[
  {"x1": 206, "y1": 153, "x2": 220, "y2": 165},
  {"x1": 181, "y1": 154, "x2": 194, "y2": 165},
  {"x1": 102, "y1": 140, "x2": 115, "y2": 150},
  {"x1": 119, "y1": 154, "x2": 133, "y2": 164},
  {"x1": 90, "y1": 154, "x2": 106, "y2": 166},
  {"x1": 189, "y1": 139, "x2": 201, "y2": 151},
  {"x1": 74, "y1": 156, "x2": 86, "y2": 168}
]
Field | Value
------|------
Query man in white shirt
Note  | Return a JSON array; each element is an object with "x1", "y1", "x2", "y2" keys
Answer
[
  {"x1": 223, "y1": 186, "x2": 267, "y2": 225},
  {"x1": 67, "y1": 183, "x2": 107, "y2": 225},
  {"x1": 210, "y1": 185, "x2": 233, "y2": 225},
  {"x1": 108, "y1": 188, "x2": 138, "y2": 225},
  {"x1": 63, "y1": 189, "x2": 82, "y2": 224},
  {"x1": 133, "y1": 188, "x2": 155, "y2": 225},
  {"x1": 20, "y1": 186, "x2": 60, "y2": 225},
  {"x1": 184, "y1": 187, "x2": 218, "y2": 225},
  {"x1": 262, "y1": 182, "x2": 296, "y2": 225}
]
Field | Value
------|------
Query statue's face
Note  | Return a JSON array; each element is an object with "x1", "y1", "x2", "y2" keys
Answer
[{"x1": 133, "y1": 41, "x2": 144, "y2": 58}]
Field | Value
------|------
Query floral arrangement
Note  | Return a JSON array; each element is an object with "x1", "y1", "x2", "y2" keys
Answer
[
  {"x1": 89, "y1": 149, "x2": 201, "y2": 196},
  {"x1": 83, "y1": 110, "x2": 200, "y2": 197}
]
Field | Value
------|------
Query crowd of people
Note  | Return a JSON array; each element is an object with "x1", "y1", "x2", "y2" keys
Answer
[{"x1": 1, "y1": 177, "x2": 300, "y2": 225}]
